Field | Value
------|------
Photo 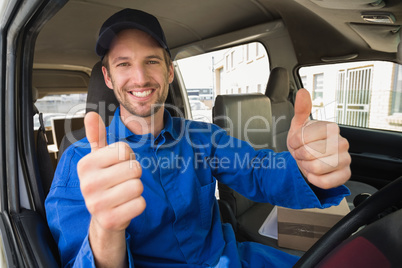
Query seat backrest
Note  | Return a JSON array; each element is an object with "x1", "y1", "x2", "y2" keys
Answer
[
  {"x1": 85, "y1": 61, "x2": 120, "y2": 126},
  {"x1": 265, "y1": 67, "x2": 294, "y2": 152},
  {"x1": 51, "y1": 116, "x2": 85, "y2": 150},
  {"x1": 57, "y1": 61, "x2": 119, "y2": 159},
  {"x1": 32, "y1": 86, "x2": 55, "y2": 211},
  {"x1": 213, "y1": 93, "x2": 273, "y2": 217}
]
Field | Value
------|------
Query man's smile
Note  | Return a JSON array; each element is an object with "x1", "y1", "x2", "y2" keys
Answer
[{"x1": 129, "y1": 89, "x2": 154, "y2": 98}]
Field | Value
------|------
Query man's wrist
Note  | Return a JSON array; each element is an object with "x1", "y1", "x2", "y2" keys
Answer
[{"x1": 88, "y1": 220, "x2": 128, "y2": 268}]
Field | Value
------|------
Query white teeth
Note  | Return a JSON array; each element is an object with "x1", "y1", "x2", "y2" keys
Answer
[{"x1": 131, "y1": 90, "x2": 152, "y2": 98}]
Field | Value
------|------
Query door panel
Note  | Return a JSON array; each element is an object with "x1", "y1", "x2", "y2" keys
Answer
[
  {"x1": 0, "y1": 212, "x2": 20, "y2": 267},
  {"x1": 11, "y1": 209, "x2": 60, "y2": 268},
  {"x1": 340, "y1": 126, "x2": 402, "y2": 189}
]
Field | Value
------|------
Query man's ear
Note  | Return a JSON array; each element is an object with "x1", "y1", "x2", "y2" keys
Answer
[
  {"x1": 168, "y1": 62, "x2": 174, "y2": 84},
  {"x1": 102, "y1": 66, "x2": 114, "y2": 90}
]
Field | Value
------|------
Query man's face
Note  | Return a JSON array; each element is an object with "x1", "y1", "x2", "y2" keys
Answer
[{"x1": 102, "y1": 29, "x2": 174, "y2": 118}]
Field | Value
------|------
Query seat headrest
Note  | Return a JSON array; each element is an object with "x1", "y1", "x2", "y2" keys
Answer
[
  {"x1": 86, "y1": 61, "x2": 120, "y2": 126},
  {"x1": 32, "y1": 87, "x2": 39, "y2": 103},
  {"x1": 213, "y1": 94, "x2": 273, "y2": 149},
  {"x1": 265, "y1": 67, "x2": 290, "y2": 103}
]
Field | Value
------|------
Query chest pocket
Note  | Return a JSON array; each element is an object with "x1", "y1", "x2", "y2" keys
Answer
[
  {"x1": 197, "y1": 179, "x2": 217, "y2": 229},
  {"x1": 191, "y1": 143, "x2": 215, "y2": 186}
]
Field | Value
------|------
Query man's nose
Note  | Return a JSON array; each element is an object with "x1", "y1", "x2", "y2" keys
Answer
[{"x1": 132, "y1": 64, "x2": 150, "y2": 85}]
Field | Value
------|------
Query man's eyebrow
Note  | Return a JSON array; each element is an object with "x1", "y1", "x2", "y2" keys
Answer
[
  {"x1": 111, "y1": 56, "x2": 130, "y2": 65},
  {"x1": 111, "y1": 55, "x2": 163, "y2": 64},
  {"x1": 145, "y1": 55, "x2": 164, "y2": 61}
]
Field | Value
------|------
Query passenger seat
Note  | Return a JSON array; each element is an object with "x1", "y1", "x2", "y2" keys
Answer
[{"x1": 213, "y1": 93, "x2": 303, "y2": 256}]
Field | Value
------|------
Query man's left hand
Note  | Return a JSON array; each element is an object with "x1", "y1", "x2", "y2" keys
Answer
[{"x1": 287, "y1": 88, "x2": 351, "y2": 189}]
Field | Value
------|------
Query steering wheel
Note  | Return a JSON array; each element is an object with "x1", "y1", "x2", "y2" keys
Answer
[{"x1": 294, "y1": 176, "x2": 402, "y2": 267}]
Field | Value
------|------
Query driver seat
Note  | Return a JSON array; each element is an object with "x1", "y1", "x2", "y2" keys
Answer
[{"x1": 57, "y1": 61, "x2": 119, "y2": 159}]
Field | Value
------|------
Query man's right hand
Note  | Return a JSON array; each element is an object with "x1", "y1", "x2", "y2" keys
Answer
[{"x1": 77, "y1": 112, "x2": 145, "y2": 267}]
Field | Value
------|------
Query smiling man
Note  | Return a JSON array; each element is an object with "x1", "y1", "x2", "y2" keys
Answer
[
  {"x1": 102, "y1": 28, "x2": 173, "y2": 138},
  {"x1": 45, "y1": 9, "x2": 351, "y2": 268},
  {"x1": 103, "y1": 29, "x2": 173, "y2": 118}
]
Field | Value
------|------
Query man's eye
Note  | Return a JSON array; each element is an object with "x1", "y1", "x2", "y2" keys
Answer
[
  {"x1": 148, "y1": 60, "x2": 159, "y2": 64},
  {"x1": 117, "y1": 62, "x2": 129, "y2": 67}
]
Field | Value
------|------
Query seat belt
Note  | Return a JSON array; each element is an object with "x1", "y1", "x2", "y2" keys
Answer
[{"x1": 35, "y1": 107, "x2": 55, "y2": 197}]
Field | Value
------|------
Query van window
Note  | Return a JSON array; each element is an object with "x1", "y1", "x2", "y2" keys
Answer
[
  {"x1": 299, "y1": 61, "x2": 402, "y2": 132},
  {"x1": 176, "y1": 42, "x2": 270, "y2": 123},
  {"x1": 34, "y1": 93, "x2": 87, "y2": 130}
]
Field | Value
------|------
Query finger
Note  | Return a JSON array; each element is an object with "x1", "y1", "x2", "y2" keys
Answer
[
  {"x1": 97, "y1": 196, "x2": 146, "y2": 231},
  {"x1": 290, "y1": 88, "x2": 312, "y2": 131},
  {"x1": 289, "y1": 121, "x2": 339, "y2": 151},
  {"x1": 87, "y1": 179, "x2": 144, "y2": 214},
  {"x1": 304, "y1": 164, "x2": 352, "y2": 190},
  {"x1": 298, "y1": 156, "x2": 338, "y2": 176},
  {"x1": 292, "y1": 134, "x2": 344, "y2": 161},
  {"x1": 298, "y1": 150, "x2": 351, "y2": 176},
  {"x1": 90, "y1": 159, "x2": 142, "y2": 190},
  {"x1": 80, "y1": 159, "x2": 141, "y2": 197},
  {"x1": 293, "y1": 139, "x2": 332, "y2": 161},
  {"x1": 78, "y1": 142, "x2": 135, "y2": 174},
  {"x1": 85, "y1": 112, "x2": 107, "y2": 152},
  {"x1": 112, "y1": 196, "x2": 146, "y2": 222}
]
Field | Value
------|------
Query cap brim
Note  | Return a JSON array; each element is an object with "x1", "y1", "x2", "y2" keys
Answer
[{"x1": 96, "y1": 22, "x2": 169, "y2": 58}]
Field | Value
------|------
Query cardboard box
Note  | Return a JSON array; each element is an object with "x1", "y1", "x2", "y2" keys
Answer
[{"x1": 277, "y1": 198, "x2": 350, "y2": 251}]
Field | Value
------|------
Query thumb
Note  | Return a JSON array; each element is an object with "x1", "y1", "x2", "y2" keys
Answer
[
  {"x1": 290, "y1": 88, "x2": 312, "y2": 131},
  {"x1": 85, "y1": 112, "x2": 107, "y2": 152}
]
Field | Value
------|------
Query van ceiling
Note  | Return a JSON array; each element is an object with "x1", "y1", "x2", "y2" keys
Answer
[{"x1": 34, "y1": 0, "x2": 402, "y2": 71}]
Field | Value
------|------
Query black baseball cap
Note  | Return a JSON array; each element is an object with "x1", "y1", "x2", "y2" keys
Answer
[{"x1": 96, "y1": 9, "x2": 171, "y2": 58}]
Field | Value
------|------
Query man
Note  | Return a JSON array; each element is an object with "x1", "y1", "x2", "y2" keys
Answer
[{"x1": 45, "y1": 8, "x2": 351, "y2": 268}]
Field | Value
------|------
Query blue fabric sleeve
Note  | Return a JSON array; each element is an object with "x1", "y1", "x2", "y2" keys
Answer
[
  {"x1": 72, "y1": 235, "x2": 95, "y2": 267},
  {"x1": 45, "y1": 147, "x2": 91, "y2": 267},
  {"x1": 126, "y1": 234, "x2": 135, "y2": 267},
  {"x1": 45, "y1": 146, "x2": 135, "y2": 267}
]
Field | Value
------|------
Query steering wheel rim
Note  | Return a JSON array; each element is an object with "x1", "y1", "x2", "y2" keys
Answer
[{"x1": 294, "y1": 176, "x2": 402, "y2": 268}]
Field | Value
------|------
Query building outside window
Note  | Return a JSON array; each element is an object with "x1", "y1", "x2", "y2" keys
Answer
[
  {"x1": 312, "y1": 73, "x2": 324, "y2": 105},
  {"x1": 391, "y1": 64, "x2": 402, "y2": 115},
  {"x1": 300, "y1": 61, "x2": 402, "y2": 132},
  {"x1": 177, "y1": 42, "x2": 269, "y2": 123}
]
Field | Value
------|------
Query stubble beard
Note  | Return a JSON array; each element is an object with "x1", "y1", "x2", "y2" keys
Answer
[{"x1": 112, "y1": 79, "x2": 169, "y2": 118}]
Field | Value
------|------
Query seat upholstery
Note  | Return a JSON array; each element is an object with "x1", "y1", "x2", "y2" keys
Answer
[
  {"x1": 214, "y1": 94, "x2": 274, "y2": 150},
  {"x1": 264, "y1": 67, "x2": 294, "y2": 152},
  {"x1": 33, "y1": 86, "x2": 55, "y2": 208},
  {"x1": 85, "y1": 61, "x2": 120, "y2": 126},
  {"x1": 213, "y1": 94, "x2": 282, "y2": 245}
]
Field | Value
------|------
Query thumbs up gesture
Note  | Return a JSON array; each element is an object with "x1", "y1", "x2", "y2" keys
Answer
[
  {"x1": 77, "y1": 112, "x2": 145, "y2": 265},
  {"x1": 287, "y1": 89, "x2": 351, "y2": 189}
]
